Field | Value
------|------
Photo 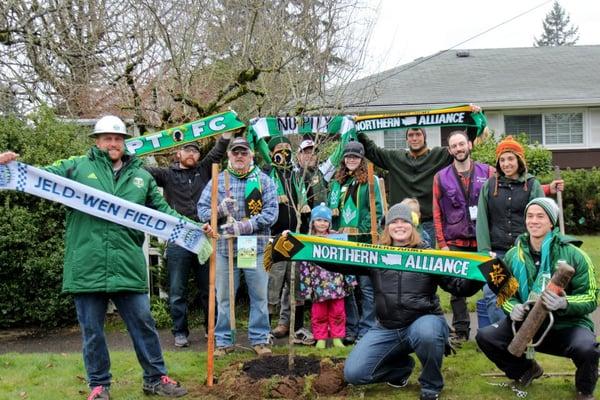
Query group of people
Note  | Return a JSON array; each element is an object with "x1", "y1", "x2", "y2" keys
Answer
[{"x1": 0, "y1": 113, "x2": 598, "y2": 400}]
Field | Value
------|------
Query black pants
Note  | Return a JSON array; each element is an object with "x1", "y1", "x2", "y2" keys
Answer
[
  {"x1": 476, "y1": 317, "x2": 599, "y2": 394},
  {"x1": 449, "y1": 245, "x2": 475, "y2": 337}
]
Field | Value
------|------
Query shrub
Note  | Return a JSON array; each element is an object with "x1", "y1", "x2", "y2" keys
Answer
[
  {"x1": 0, "y1": 107, "x2": 89, "y2": 328},
  {"x1": 471, "y1": 133, "x2": 553, "y2": 177}
]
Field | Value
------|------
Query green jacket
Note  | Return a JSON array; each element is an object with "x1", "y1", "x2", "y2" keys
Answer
[
  {"x1": 358, "y1": 132, "x2": 452, "y2": 220},
  {"x1": 45, "y1": 147, "x2": 182, "y2": 293},
  {"x1": 502, "y1": 230, "x2": 598, "y2": 331}
]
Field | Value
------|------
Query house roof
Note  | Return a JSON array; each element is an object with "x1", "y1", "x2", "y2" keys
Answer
[{"x1": 336, "y1": 45, "x2": 600, "y2": 113}]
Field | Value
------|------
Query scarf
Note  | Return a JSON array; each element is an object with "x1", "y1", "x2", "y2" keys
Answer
[
  {"x1": 227, "y1": 165, "x2": 263, "y2": 216},
  {"x1": 125, "y1": 110, "x2": 245, "y2": 156},
  {"x1": 0, "y1": 161, "x2": 212, "y2": 262},
  {"x1": 329, "y1": 177, "x2": 360, "y2": 228}
]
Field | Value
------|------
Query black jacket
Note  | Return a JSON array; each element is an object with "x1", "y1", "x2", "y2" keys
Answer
[
  {"x1": 145, "y1": 137, "x2": 230, "y2": 221},
  {"x1": 325, "y1": 242, "x2": 483, "y2": 329}
]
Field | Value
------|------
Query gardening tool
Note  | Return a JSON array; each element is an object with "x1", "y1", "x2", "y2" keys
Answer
[
  {"x1": 224, "y1": 170, "x2": 237, "y2": 344},
  {"x1": 554, "y1": 166, "x2": 565, "y2": 234},
  {"x1": 207, "y1": 163, "x2": 219, "y2": 386}
]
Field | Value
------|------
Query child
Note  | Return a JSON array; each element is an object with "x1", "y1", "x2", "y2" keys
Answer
[
  {"x1": 400, "y1": 197, "x2": 432, "y2": 247},
  {"x1": 298, "y1": 203, "x2": 356, "y2": 349}
]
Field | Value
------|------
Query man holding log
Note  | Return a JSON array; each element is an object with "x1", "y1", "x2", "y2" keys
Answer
[{"x1": 476, "y1": 198, "x2": 599, "y2": 400}]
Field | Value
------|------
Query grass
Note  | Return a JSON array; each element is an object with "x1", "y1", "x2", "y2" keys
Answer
[
  {"x1": 0, "y1": 343, "x2": 595, "y2": 399},
  {"x1": 1, "y1": 235, "x2": 598, "y2": 400}
]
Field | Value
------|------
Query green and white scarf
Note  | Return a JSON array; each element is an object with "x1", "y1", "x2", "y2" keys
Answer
[
  {"x1": 227, "y1": 165, "x2": 263, "y2": 217},
  {"x1": 329, "y1": 178, "x2": 361, "y2": 228}
]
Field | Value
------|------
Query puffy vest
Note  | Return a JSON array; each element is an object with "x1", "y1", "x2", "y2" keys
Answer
[
  {"x1": 438, "y1": 162, "x2": 489, "y2": 241},
  {"x1": 487, "y1": 175, "x2": 535, "y2": 251}
]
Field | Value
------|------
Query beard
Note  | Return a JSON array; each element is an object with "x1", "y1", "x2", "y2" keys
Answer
[
  {"x1": 179, "y1": 156, "x2": 198, "y2": 168},
  {"x1": 452, "y1": 149, "x2": 470, "y2": 162}
]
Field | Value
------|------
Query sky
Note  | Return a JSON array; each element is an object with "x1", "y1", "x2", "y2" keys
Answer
[{"x1": 360, "y1": 0, "x2": 600, "y2": 77}]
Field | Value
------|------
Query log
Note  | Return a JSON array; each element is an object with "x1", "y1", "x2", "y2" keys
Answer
[{"x1": 507, "y1": 261, "x2": 575, "y2": 357}]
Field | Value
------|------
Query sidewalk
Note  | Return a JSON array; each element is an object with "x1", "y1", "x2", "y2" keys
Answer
[{"x1": 2, "y1": 310, "x2": 599, "y2": 355}]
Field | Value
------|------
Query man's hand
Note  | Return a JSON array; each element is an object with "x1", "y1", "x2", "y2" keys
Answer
[
  {"x1": 549, "y1": 179, "x2": 565, "y2": 194},
  {"x1": 218, "y1": 196, "x2": 238, "y2": 217},
  {"x1": 469, "y1": 104, "x2": 482, "y2": 113},
  {"x1": 441, "y1": 246, "x2": 450, "y2": 251},
  {"x1": 0, "y1": 151, "x2": 19, "y2": 164},
  {"x1": 221, "y1": 220, "x2": 253, "y2": 237},
  {"x1": 510, "y1": 303, "x2": 530, "y2": 322},
  {"x1": 201, "y1": 223, "x2": 217, "y2": 239},
  {"x1": 542, "y1": 290, "x2": 567, "y2": 311}
]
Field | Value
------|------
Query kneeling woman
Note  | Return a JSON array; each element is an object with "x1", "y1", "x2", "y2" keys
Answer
[{"x1": 341, "y1": 203, "x2": 482, "y2": 400}]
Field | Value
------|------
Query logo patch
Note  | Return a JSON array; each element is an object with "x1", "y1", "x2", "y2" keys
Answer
[
  {"x1": 87, "y1": 172, "x2": 98, "y2": 179},
  {"x1": 133, "y1": 177, "x2": 144, "y2": 188}
]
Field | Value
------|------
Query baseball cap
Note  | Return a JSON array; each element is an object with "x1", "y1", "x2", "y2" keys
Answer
[
  {"x1": 228, "y1": 137, "x2": 251, "y2": 151},
  {"x1": 299, "y1": 139, "x2": 315, "y2": 151}
]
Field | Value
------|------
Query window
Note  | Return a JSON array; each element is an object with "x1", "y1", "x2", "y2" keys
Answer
[
  {"x1": 504, "y1": 112, "x2": 583, "y2": 145},
  {"x1": 383, "y1": 129, "x2": 407, "y2": 150}
]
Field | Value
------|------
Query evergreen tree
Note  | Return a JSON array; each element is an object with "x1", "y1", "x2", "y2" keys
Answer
[{"x1": 534, "y1": 1, "x2": 579, "y2": 46}]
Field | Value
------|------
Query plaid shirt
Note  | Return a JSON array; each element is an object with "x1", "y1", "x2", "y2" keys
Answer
[{"x1": 197, "y1": 169, "x2": 278, "y2": 256}]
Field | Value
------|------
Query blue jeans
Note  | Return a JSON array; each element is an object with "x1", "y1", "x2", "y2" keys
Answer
[
  {"x1": 215, "y1": 253, "x2": 270, "y2": 347},
  {"x1": 420, "y1": 220, "x2": 436, "y2": 248},
  {"x1": 74, "y1": 293, "x2": 167, "y2": 387},
  {"x1": 344, "y1": 315, "x2": 449, "y2": 397},
  {"x1": 345, "y1": 275, "x2": 376, "y2": 339},
  {"x1": 167, "y1": 243, "x2": 209, "y2": 336}
]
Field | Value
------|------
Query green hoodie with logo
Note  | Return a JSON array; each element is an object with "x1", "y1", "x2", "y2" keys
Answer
[{"x1": 45, "y1": 146, "x2": 182, "y2": 293}]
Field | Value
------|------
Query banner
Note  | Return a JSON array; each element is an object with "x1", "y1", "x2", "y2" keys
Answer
[
  {"x1": 354, "y1": 105, "x2": 487, "y2": 140},
  {"x1": 266, "y1": 233, "x2": 517, "y2": 303},
  {"x1": 0, "y1": 162, "x2": 211, "y2": 259},
  {"x1": 125, "y1": 111, "x2": 245, "y2": 156}
]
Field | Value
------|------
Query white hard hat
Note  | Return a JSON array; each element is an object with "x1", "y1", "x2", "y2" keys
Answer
[{"x1": 90, "y1": 115, "x2": 130, "y2": 138}]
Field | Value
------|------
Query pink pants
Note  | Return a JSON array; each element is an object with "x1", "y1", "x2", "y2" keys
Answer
[{"x1": 311, "y1": 298, "x2": 346, "y2": 340}]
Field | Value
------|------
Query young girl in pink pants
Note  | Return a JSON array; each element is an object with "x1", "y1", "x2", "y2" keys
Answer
[{"x1": 298, "y1": 203, "x2": 356, "y2": 349}]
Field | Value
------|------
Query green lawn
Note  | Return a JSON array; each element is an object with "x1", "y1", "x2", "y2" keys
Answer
[
  {"x1": 0, "y1": 343, "x2": 595, "y2": 400},
  {"x1": 1, "y1": 235, "x2": 598, "y2": 400}
]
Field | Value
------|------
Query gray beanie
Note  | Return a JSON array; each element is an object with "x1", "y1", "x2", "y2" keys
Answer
[
  {"x1": 385, "y1": 203, "x2": 416, "y2": 227},
  {"x1": 525, "y1": 197, "x2": 559, "y2": 226},
  {"x1": 343, "y1": 141, "x2": 365, "y2": 158}
]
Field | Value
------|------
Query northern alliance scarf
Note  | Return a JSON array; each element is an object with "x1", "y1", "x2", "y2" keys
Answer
[
  {"x1": 227, "y1": 165, "x2": 263, "y2": 216},
  {"x1": 265, "y1": 232, "x2": 518, "y2": 305},
  {"x1": 125, "y1": 111, "x2": 245, "y2": 156},
  {"x1": 328, "y1": 177, "x2": 361, "y2": 228},
  {"x1": 0, "y1": 161, "x2": 212, "y2": 262}
]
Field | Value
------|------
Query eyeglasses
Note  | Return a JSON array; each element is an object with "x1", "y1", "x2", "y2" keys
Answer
[{"x1": 231, "y1": 149, "x2": 249, "y2": 156}]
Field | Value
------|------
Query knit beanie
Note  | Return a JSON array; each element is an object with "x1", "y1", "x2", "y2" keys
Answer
[
  {"x1": 311, "y1": 202, "x2": 332, "y2": 223},
  {"x1": 385, "y1": 203, "x2": 417, "y2": 227},
  {"x1": 495, "y1": 136, "x2": 526, "y2": 167},
  {"x1": 525, "y1": 197, "x2": 560, "y2": 227},
  {"x1": 268, "y1": 136, "x2": 291, "y2": 152}
]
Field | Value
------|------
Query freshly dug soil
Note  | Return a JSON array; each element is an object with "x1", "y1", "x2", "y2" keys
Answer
[{"x1": 206, "y1": 355, "x2": 346, "y2": 399}]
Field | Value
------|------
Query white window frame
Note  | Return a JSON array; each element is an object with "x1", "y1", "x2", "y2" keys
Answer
[{"x1": 502, "y1": 108, "x2": 587, "y2": 150}]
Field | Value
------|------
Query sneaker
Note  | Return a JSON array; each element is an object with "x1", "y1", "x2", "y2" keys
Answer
[
  {"x1": 516, "y1": 360, "x2": 544, "y2": 388},
  {"x1": 420, "y1": 392, "x2": 439, "y2": 400},
  {"x1": 253, "y1": 344, "x2": 272, "y2": 357},
  {"x1": 576, "y1": 392, "x2": 596, "y2": 400},
  {"x1": 87, "y1": 386, "x2": 109, "y2": 400},
  {"x1": 332, "y1": 338, "x2": 345, "y2": 348},
  {"x1": 174, "y1": 334, "x2": 189, "y2": 348},
  {"x1": 315, "y1": 339, "x2": 326, "y2": 349},
  {"x1": 293, "y1": 328, "x2": 315, "y2": 345},
  {"x1": 272, "y1": 324, "x2": 289, "y2": 338},
  {"x1": 142, "y1": 375, "x2": 187, "y2": 397},
  {"x1": 214, "y1": 346, "x2": 234, "y2": 357},
  {"x1": 386, "y1": 378, "x2": 408, "y2": 389}
]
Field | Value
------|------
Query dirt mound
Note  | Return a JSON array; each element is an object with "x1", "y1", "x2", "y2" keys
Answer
[{"x1": 209, "y1": 355, "x2": 346, "y2": 399}]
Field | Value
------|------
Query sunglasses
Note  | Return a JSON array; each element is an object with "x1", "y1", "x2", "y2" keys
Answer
[{"x1": 231, "y1": 149, "x2": 249, "y2": 156}]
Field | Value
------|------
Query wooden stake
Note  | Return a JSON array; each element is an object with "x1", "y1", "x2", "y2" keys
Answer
[
  {"x1": 207, "y1": 163, "x2": 219, "y2": 386},
  {"x1": 378, "y1": 177, "x2": 388, "y2": 215},
  {"x1": 367, "y1": 162, "x2": 378, "y2": 244},
  {"x1": 554, "y1": 166, "x2": 565, "y2": 235},
  {"x1": 224, "y1": 170, "x2": 236, "y2": 344}
]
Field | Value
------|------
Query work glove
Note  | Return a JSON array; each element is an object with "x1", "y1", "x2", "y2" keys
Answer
[
  {"x1": 510, "y1": 303, "x2": 530, "y2": 322},
  {"x1": 221, "y1": 220, "x2": 253, "y2": 237},
  {"x1": 218, "y1": 196, "x2": 238, "y2": 217},
  {"x1": 541, "y1": 290, "x2": 568, "y2": 311}
]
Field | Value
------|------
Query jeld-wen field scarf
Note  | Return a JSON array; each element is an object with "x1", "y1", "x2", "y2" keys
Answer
[
  {"x1": 0, "y1": 162, "x2": 212, "y2": 262},
  {"x1": 266, "y1": 233, "x2": 517, "y2": 305},
  {"x1": 125, "y1": 111, "x2": 245, "y2": 156}
]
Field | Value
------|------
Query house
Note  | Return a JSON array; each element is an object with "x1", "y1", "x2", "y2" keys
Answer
[{"x1": 338, "y1": 45, "x2": 600, "y2": 168}]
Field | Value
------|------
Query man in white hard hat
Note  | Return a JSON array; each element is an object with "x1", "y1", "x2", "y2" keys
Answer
[{"x1": 0, "y1": 115, "x2": 190, "y2": 399}]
